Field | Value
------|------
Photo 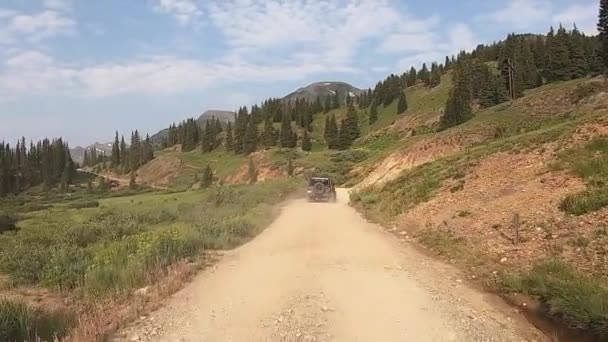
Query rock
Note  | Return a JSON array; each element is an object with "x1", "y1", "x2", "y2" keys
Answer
[
  {"x1": 135, "y1": 286, "x2": 151, "y2": 296},
  {"x1": 321, "y1": 306, "x2": 329, "y2": 312},
  {"x1": 500, "y1": 257, "x2": 508, "y2": 263},
  {"x1": 303, "y1": 335, "x2": 317, "y2": 342},
  {"x1": 129, "y1": 335, "x2": 141, "y2": 342},
  {"x1": 455, "y1": 279, "x2": 463, "y2": 283}
]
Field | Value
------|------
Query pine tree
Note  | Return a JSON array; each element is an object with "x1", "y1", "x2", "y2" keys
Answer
[
  {"x1": 325, "y1": 114, "x2": 339, "y2": 149},
  {"x1": 301, "y1": 130, "x2": 312, "y2": 151},
  {"x1": 324, "y1": 96, "x2": 331, "y2": 113},
  {"x1": 120, "y1": 136, "x2": 128, "y2": 171},
  {"x1": 419, "y1": 63, "x2": 430, "y2": 85},
  {"x1": 337, "y1": 105, "x2": 360, "y2": 149},
  {"x1": 548, "y1": 25, "x2": 572, "y2": 81},
  {"x1": 479, "y1": 74, "x2": 509, "y2": 108},
  {"x1": 225, "y1": 122, "x2": 234, "y2": 151},
  {"x1": 304, "y1": 111, "x2": 313, "y2": 132},
  {"x1": 332, "y1": 91, "x2": 340, "y2": 109},
  {"x1": 83, "y1": 150, "x2": 90, "y2": 168},
  {"x1": 201, "y1": 165, "x2": 213, "y2": 188},
  {"x1": 397, "y1": 91, "x2": 408, "y2": 114},
  {"x1": 262, "y1": 116, "x2": 277, "y2": 147},
  {"x1": 243, "y1": 118, "x2": 259, "y2": 154},
  {"x1": 440, "y1": 61, "x2": 473, "y2": 129},
  {"x1": 323, "y1": 116, "x2": 330, "y2": 144},
  {"x1": 87, "y1": 179, "x2": 93, "y2": 194},
  {"x1": 111, "y1": 131, "x2": 120, "y2": 169},
  {"x1": 407, "y1": 67, "x2": 417, "y2": 86},
  {"x1": 337, "y1": 119, "x2": 351, "y2": 150},
  {"x1": 279, "y1": 111, "x2": 295, "y2": 148},
  {"x1": 369, "y1": 101, "x2": 378, "y2": 124},
  {"x1": 129, "y1": 130, "x2": 142, "y2": 171},
  {"x1": 569, "y1": 25, "x2": 588, "y2": 79},
  {"x1": 248, "y1": 158, "x2": 258, "y2": 184},
  {"x1": 445, "y1": 56, "x2": 452, "y2": 69},
  {"x1": 429, "y1": 63, "x2": 442, "y2": 87},
  {"x1": 143, "y1": 134, "x2": 154, "y2": 163},
  {"x1": 600, "y1": 0, "x2": 608, "y2": 72}
]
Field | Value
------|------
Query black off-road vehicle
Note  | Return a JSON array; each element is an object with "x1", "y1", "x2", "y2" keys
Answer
[{"x1": 307, "y1": 177, "x2": 337, "y2": 202}]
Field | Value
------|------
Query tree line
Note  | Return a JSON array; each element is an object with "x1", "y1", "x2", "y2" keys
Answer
[
  {"x1": 440, "y1": 23, "x2": 606, "y2": 129},
  {"x1": 83, "y1": 130, "x2": 154, "y2": 174},
  {"x1": 0, "y1": 138, "x2": 76, "y2": 197}
]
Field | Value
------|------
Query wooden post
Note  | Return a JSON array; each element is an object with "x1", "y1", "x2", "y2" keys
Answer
[{"x1": 512, "y1": 213, "x2": 520, "y2": 245}]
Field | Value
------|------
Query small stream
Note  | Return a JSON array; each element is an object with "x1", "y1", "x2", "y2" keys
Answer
[{"x1": 503, "y1": 294, "x2": 599, "y2": 342}]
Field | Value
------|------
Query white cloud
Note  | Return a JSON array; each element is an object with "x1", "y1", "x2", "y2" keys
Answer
[
  {"x1": 155, "y1": 0, "x2": 203, "y2": 25},
  {"x1": 386, "y1": 22, "x2": 477, "y2": 71},
  {"x1": 43, "y1": 0, "x2": 72, "y2": 11},
  {"x1": 207, "y1": 0, "x2": 440, "y2": 69},
  {"x1": 477, "y1": 0, "x2": 551, "y2": 29},
  {"x1": 447, "y1": 23, "x2": 478, "y2": 52},
  {"x1": 553, "y1": 2, "x2": 599, "y2": 35},
  {"x1": 0, "y1": 50, "x2": 343, "y2": 98},
  {"x1": 7, "y1": 10, "x2": 76, "y2": 42}
]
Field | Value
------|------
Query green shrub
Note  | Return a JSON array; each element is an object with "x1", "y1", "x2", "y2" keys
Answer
[
  {"x1": 560, "y1": 188, "x2": 608, "y2": 216},
  {"x1": 0, "y1": 243, "x2": 52, "y2": 284},
  {"x1": 42, "y1": 246, "x2": 89, "y2": 290},
  {"x1": 557, "y1": 138, "x2": 608, "y2": 215},
  {"x1": 0, "y1": 211, "x2": 17, "y2": 234},
  {"x1": 67, "y1": 200, "x2": 99, "y2": 209},
  {"x1": 502, "y1": 259, "x2": 608, "y2": 336}
]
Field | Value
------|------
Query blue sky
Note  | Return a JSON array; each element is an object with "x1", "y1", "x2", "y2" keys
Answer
[{"x1": 0, "y1": 0, "x2": 600, "y2": 146}]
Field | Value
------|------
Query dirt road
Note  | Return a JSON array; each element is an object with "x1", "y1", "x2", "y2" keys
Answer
[{"x1": 116, "y1": 189, "x2": 546, "y2": 342}]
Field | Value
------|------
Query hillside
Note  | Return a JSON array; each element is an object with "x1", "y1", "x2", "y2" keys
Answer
[
  {"x1": 350, "y1": 75, "x2": 608, "y2": 337},
  {"x1": 282, "y1": 81, "x2": 362, "y2": 103}
]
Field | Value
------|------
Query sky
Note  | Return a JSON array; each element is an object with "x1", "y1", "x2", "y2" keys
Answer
[{"x1": 0, "y1": 0, "x2": 600, "y2": 147}]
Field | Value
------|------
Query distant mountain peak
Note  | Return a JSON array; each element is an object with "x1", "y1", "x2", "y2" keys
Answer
[
  {"x1": 197, "y1": 110, "x2": 235, "y2": 124},
  {"x1": 283, "y1": 81, "x2": 362, "y2": 103}
]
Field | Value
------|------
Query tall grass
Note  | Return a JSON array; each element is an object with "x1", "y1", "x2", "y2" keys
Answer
[
  {"x1": 555, "y1": 138, "x2": 608, "y2": 215},
  {"x1": 502, "y1": 259, "x2": 608, "y2": 337},
  {"x1": 0, "y1": 299, "x2": 72, "y2": 342}
]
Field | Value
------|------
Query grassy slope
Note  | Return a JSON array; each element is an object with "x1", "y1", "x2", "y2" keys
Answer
[
  {"x1": 350, "y1": 76, "x2": 608, "y2": 336},
  {"x1": 156, "y1": 148, "x2": 244, "y2": 189}
]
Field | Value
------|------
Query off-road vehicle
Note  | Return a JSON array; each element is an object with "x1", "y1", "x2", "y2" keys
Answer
[{"x1": 307, "y1": 177, "x2": 337, "y2": 202}]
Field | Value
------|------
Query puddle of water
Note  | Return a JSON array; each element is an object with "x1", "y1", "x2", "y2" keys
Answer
[{"x1": 503, "y1": 294, "x2": 599, "y2": 342}]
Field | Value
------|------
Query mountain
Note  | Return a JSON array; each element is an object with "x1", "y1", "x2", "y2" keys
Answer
[
  {"x1": 282, "y1": 81, "x2": 362, "y2": 103},
  {"x1": 196, "y1": 110, "x2": 235, "y2": 125},
  {"x1": 70, "y1": 142, "x2": 113, "y2": 164},
  {"x1": 150, "y1": 109, "x2": 236, "y2": 146}
]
